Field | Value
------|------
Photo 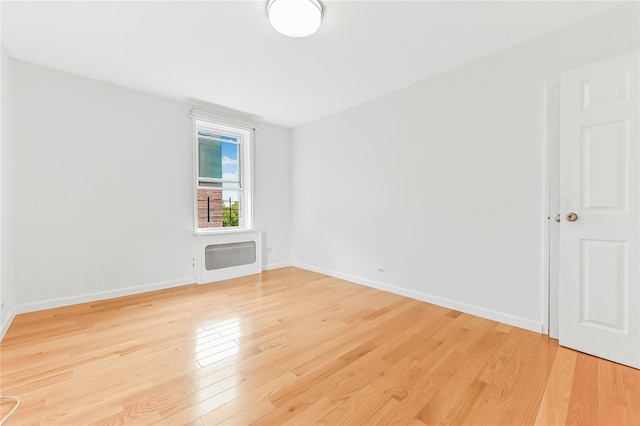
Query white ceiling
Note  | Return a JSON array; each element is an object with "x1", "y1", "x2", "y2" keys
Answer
[{"x1": 1, "y1": 1, "x2": 621, "y2": 127}]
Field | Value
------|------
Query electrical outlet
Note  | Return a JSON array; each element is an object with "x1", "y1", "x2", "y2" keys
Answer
[
  {"x1": 377, "y1": 267, "x2": 386, "y2": 274},
  {"x1": 267, "y1": 247, "x2": 273, "y2": 254}
]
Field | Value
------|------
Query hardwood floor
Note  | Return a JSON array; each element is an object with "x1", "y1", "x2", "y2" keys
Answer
[{"x1": 1, "y1": 267, "x2": 638, "y2": 425}]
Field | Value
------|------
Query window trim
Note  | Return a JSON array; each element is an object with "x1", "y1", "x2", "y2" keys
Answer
[{"x1": 191, "y1": 113, "x2": 255, "y2": 234}]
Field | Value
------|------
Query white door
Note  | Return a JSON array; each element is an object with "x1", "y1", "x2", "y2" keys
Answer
[{"x1": 559, "y1": 51, "x2": 639, "y2": 369}]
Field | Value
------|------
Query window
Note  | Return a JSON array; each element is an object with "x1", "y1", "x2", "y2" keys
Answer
[{"x1": 193, "y1": 117, "x2": 253, "y2": 231}]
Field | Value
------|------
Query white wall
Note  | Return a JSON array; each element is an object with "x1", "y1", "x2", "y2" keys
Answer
[
  {"x1": 1, "y1": 43, "x2": 16, "y2": 335},
  {"x1": 9, "y1": 60, "x2": 292, "y2": 314},
  {"x1": 291, "y1": 2, "x2": 639, "y2": 331},
  {"x1": 255, "y1": 123, "x2": 292, "y2": 268}
]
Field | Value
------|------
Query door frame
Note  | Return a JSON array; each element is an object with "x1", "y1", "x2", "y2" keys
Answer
[{"x1": 543, "y1": 79, "x2": 561, "y2": 339}]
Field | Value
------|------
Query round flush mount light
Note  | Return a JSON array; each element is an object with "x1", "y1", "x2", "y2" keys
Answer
[{"x1": 267, "y1": 0, "x2": 324, "y2": 38}]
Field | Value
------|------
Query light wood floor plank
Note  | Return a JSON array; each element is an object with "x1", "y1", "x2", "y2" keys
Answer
[
  {"x1": 621, "y1": 364, "x2": 640, "y2": 425},
  {"x1": 416, "y1": 322, "x2": 507, "y2": 425},
  {"x1": 598, "y1": 359, "x2": 628, "y2": 426},
  {"x1": 566, "y1": 353, "x2": 599, "y2": 425},
  {"x1": 534, "y1": 346, "x2": 577, "y2": 426},
  {"x1": 1, "y1": 267, "x2": 638, "y2": 425},
  {"x1": 498, "y1": 333, "x2": 558, "y2": 425}
]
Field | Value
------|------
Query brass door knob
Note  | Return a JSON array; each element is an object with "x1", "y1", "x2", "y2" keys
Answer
[{"x1": 566, "y1": 212, "x2": 579, "y2": 222}]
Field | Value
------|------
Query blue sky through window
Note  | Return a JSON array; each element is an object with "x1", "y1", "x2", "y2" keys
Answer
[
  {"x1": 221, "y1": 142, "x2": 238, "y2": 181},
  {"x1": 221, "y1": 138, "x2": 240, "y2": 203},
  {"x1": 221, "y1": 142, "x2": 239, "y2": 204}
]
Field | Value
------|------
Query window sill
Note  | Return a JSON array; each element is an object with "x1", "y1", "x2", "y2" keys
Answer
[{"x1": 193, "y1": 228, "x2": 260, "y2": 237}]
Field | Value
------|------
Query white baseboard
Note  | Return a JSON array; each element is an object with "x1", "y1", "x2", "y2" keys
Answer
[
  {"x1": 262, "y1": 261, "x2": 292, "y2": 271},
  {"x1": 292, "y1": 261, "x2": 542, "y2": 333},
  {"x1": 0, "y1": 276, "x2": 195, "y2": 341},
  {"x1": 0, "y1": 305, "x2": 17, "y2": 341},
  {"x1": 15, "y1": 277, "x2": 195, "y2": 314}
]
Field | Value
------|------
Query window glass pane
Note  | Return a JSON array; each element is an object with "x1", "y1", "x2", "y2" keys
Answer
[
  {"x1": 221, "y1": 142, "x2": 240, "y2": 185},
  {"x1": 222, "y1": 190, "x2": 241, "y2": 227},
  {"x1": 197, "y1": 189, "x2": 242, "y2": 228},
  {"x1": 199, "y1": 140, "x2": 222, "y2": 180},
  {"x1": 198, "y1": 133, "x2": 240, "y2": 186}
]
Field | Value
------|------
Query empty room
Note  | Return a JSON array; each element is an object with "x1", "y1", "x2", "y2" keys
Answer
[{"x1": 0, "y1": 0, "x2": 639, "y2": 424}]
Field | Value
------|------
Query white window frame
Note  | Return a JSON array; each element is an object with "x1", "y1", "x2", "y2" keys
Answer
[{"x1": 192, "y1": 114, "x2": 255, "y2": 233}]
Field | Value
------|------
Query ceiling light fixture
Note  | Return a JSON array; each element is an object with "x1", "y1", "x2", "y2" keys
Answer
[{"x1": 267, "y1": 0, "x2": 324, "y2": 38}]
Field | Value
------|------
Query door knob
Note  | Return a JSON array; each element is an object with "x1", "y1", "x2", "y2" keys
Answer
[{"x1": 566, "y1": 212, "x2": 579, "y2": 222}]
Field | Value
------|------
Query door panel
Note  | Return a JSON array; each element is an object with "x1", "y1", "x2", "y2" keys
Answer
[
  {"x1": 559, "y1": 51, "x2": 639, "y2": 368},
  {"x1": 580, "y1": 239, "x2": 626, "y2": 329},
  {"x1": 581, "y1": 121, "x2": 627, "y2": 211}
]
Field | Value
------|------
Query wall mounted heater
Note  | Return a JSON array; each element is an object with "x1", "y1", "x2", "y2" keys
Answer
[{"x1": 195, "y1": 230, "x2": 262, "y2": 284}]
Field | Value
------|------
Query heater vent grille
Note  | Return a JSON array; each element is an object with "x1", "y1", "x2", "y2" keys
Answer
[{"x1": 205, "y1": 241, "x2": 256, "y2": 270}]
